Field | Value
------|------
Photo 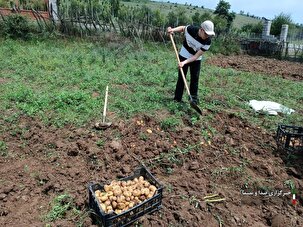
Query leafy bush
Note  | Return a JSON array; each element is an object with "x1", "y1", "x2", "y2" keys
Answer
[
  {"x1": 3, "y1": 14, "x2": 31, "y2": 39},
  {"x1": 211, "y1": 34, "x2": 241, "y2": 55}
]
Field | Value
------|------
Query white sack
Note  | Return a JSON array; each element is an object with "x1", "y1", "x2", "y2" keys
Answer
[{"x1": 248, "y1": 100, "x2": 295, "y2": 115}]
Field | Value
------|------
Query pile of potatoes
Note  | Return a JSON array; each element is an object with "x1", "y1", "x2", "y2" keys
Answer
[{"x1": 95, "y1": 176, "x2": 157, "y2": 214}]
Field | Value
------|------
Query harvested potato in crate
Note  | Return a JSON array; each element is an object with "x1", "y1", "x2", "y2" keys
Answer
[{"x1": 88, "y1": 166, "x2": 163, "y2": 227}]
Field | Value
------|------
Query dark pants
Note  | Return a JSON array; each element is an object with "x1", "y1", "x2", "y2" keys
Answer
[{"x1": 174, "y1": 55, "x2": 201, "y2": 102}]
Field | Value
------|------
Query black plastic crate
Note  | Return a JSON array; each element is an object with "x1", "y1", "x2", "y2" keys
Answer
[
  {"x1": 276, "y1": 124, "x2": 303, "y2": 152},
  {"x1": 88, "y1": 166, "x2": 163, "y2": 227}
]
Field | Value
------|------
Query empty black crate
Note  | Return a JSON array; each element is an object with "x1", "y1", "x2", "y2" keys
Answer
[
  {"x1": 88, "y1": 166, "x2": 163, "y2": 227},
  {"x1": 276, "y1": 125, "x2": 303, "y2": 151}
]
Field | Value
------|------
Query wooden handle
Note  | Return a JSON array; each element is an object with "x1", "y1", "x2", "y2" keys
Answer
[
  {"x1": 169, "y1": 34, "x2": 192, "y2": 98},
  {"x1": 102, "y1": 85, "x2": 109, "y2": 123}
]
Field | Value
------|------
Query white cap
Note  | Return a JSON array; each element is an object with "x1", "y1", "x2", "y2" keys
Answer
[{"x1": 201, "y1": 20, "x2": 215, "y2": 36}]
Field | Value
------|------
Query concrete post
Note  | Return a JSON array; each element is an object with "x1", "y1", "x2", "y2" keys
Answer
[
  {"x1": 49, "y1": 0, "x2": 58, "y2": 21},
  {"x1": 262, "y1": 20, "x2": 271, "y2": 39},
  {"x1": 280, "y1": 24, "x2": 288, "y2": 42}
]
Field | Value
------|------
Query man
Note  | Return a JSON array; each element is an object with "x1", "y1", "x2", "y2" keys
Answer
[{"x1": 167, "y1": 20, "x2": 215, "y2": 105}]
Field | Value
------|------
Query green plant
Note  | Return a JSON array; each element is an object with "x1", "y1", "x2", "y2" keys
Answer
[
  {"x1": 45, "y1": 194, "x2": 77, "y2": 222},
  {"x1": 96, "y1": 139, "x2": 105, "y2": 148},
  {"x1": 160, "y1": 117, "x2": 180, "y2": 130},
  {"x1": 3, "y1": 14, "x2": 31, "y2": 39},
  {"x1": 139, "y1": 132, "x2": 148, "y2": 141},
  {"x1": 284, "y1": 179, "x2": 296, "y2": 194},
  {"x1": 0, "y1": 141, "x2": 8, "y2": 156}
]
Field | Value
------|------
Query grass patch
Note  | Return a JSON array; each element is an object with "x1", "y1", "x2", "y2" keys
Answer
[{"x1": 0, "y1": 37, "x2": 302, "y2": 133}]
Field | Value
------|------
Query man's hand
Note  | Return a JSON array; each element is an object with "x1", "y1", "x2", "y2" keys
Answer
[
  {"x1": 178, "y1": 61, "x2": 186, "y2": 68},
  {"x1": 167, "y1": 27, "x2": 174, "y2": 34}
]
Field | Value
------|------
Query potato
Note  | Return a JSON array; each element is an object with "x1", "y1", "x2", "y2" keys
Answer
[
  {"x1": 95, "y1": 190, "x2": 102, "y2": 197},
  {"x1": 147, "y1": 193, "x2": 153, "y2": 199},
  {"x1": 105, "y1": 200, "x2": 111, "y2": 206},
  {"x1": 100, "y1": 203, "x2": 106, "y2": 212},
  {"x1": 132, "y1": 189, "x2": 140, "y2": 197},
  {"x1": 97, "y1": 176, "x2": 155, "y2": 214},
  {"x1": 115, "y1": 209, "x2": 122, "y2": 214},
  {"x1": 112, "y1": 201, "x2": 117, "y2": 209},
  {"x1": 143, "y1": 181, "x2": 150, "y2": 187},
  {"x1": 107, "y1": 191, "x2": 114, "y2": 196},
  {"x1": 104, "y1": 185, "x2": 112, "y2": 192},
  {"x1": 128, "y1": 202, "x2": 135, "y2": 208},
  {"x1": 107, "y1": 205, "x2": 113, "y2": 213},
  {"x1": 149, "y1": 185, "x2": 157, "y2": 192},
  {"x1": 99, "y1": 195, "x2": 108, "y2": 202},
  {"x1": 141, "y1": 188, "x2": 150, "y2": 196},
  {"x1": 113, "y1": 189, "x2": 122, "y2": 196},
  {"x1": 117, "y1": 202, "x2": 126, "y2": 209},
  {"x1": 123, "y1": 191, "x2": 131, "y2": 197},
  {"x1": 116, "y1": 195, "x2": 125, "y2": 203}
]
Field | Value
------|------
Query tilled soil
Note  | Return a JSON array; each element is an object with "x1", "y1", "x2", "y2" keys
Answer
[
  {"x1": 206, "y1": 54, "x2": 303, "y2": 81},
  {"x1": 1, "y1": 55, "x2": 302, "y2": 227}
]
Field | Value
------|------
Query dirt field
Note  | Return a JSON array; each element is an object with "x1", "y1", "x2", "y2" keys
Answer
[{"x1": 1, "y1": 55, "x2": 302, "y2": 227}]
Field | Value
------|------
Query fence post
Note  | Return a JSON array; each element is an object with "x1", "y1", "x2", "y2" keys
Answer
[{"x1": 49, "y1": 0, "x2": 58, "y2": 21}]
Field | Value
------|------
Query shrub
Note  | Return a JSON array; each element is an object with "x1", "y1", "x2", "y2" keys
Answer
[
  {"x1": 3, "y1": 14, "x2": 31, "y2": 39},
  {"x1": 211, "y1": 34, "x2": 241, "y2": 55}
]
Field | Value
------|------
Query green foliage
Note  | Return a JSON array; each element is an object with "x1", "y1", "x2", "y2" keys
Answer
[
  {"x1": 271, "y1": 13, "x2": 294, "y2": 36},
  {"x1": 96, "y1": 139, "x2": 105, "y2": 148},
  {"x1": 160, "y1": 117, "x2": 180, "y2": 130},
  {"x1": 214, "y1": 0, "x2": 231, "y2": 17},
  {"x1": 0, "y1": 141, "x2": 8, "y2": 157},
  {"x1": 213, "y1": 0, "x2": 235, "y2": 30},
  {"x1": 0, "y1": 0, "x2": 9, "y2": 7},
  {"x1": 211, "y1": 34, "x2": 241, "y2": 55},
  {"x1": 45, "y1": 194, "x2": 78, "y2": 222},
  {"x1": 3, "y1": 14, "x2": 31, "y2": 40},
  {"x1": 240, "y1": 21, "x2": 263, "y2": 34},
  {"x1": 0, "y1": 38, "x2": 302, "y2": 131},
  {"x1": 212, "y1": 15, "x2": 228, "y2": 35},
  {"x1": 192, "y1": 12, "x2": 201, "y2": 26}
]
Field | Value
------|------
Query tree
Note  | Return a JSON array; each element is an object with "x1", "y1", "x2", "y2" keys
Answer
[
  {"x1": 212, "y1": 15, "x2": 228, "y2": 35},
  {"x1": 214, "y1": 0, "x2": 235, "y2": 30},
  {"x1": 240, "y1": 21, "x2": 263, "y2": 34},
  {"x1": 167, "y1": 7, "x2": 190, "y2": 26},
  {"x1": 192, "y1": 12, "x2": 200, "y2": 26},
  {"x1": 200, "y1": 12, "x2": 213, "y2": 23},
  {"x1": 214, "y1": 0, "x2": 230, "y2": 17},
  {"x1": 152, "y1": 9, "x2": 166, "y2": 27},
  {"x1": 110, "y1": 0, "x2": 120, "y2": 17},
  {"x1": 271, "y1": 13, "x2": 293, "y2": 36}
]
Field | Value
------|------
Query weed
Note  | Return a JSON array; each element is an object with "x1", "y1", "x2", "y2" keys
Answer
[
  {"x1": 166, "y1": 183, "x2": 173, "y2": 193},
  {"x1": 96, "y1": 139, "x2": 105, "y2": 148},
  {"x1": 190, "y1": 116, "x2": 199, "y2": 125},
  {"x1": 0, "y1": 141, "x2": 8, "y2": 156},
  {"x1": 284, "y1": 179, "x2": 296, "y2": 194},
  {"x1": 166, "y1": 167, "x2": 173, "y2": 174},
  {"x1": 201, "y1": 126, "x2": 216, "y2": 141},
  {"x1": 160, "y1": 117, "x2": 180, "y2": 130},
  {"x1": 139, "y1": 132, "x2": 148, "y2": 141},
  {"x1": 45, "y1": 194, "x2": 78, "y2": 222}
]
